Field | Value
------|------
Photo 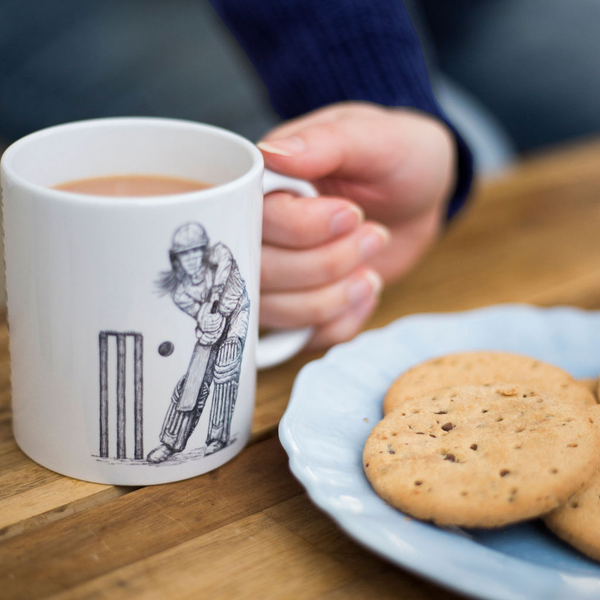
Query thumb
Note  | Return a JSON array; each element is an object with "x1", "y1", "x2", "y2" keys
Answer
[
  {"x1": 257, "y1": 116, "x2": 412, "y2": 182},
  {"x1": 257, "y1": 124, "x2": 344, "y2": 181}
]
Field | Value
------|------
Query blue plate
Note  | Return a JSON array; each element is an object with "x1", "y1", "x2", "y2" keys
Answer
[{"x1": 279, "y1": 305, "x2": 600, "y2": 600}]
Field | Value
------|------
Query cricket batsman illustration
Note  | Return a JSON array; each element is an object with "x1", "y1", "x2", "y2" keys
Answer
[{"x1": 147, "y1": 223, "x2": 250, "y2": 463}]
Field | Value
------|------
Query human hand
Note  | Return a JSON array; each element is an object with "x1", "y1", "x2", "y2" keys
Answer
[{"x1": 258, "y1": 102, "x2": 457, "y2": 349}]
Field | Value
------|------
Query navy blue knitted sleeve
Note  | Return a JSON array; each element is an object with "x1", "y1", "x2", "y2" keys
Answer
[{"x1": 210, "y1": 0, "x2": 473, "y2": 219}]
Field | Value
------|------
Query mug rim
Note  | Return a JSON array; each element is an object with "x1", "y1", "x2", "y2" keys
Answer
[{"x1": 0, "y1": 116, "x2": 265, "y2": 206}]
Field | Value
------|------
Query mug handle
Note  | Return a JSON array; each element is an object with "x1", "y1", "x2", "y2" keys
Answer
[{"x1": 256, "y1": 169, "x2": 317, "y2": 369}]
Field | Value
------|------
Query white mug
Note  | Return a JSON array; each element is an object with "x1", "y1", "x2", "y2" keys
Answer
[{"x1": 1, "y1": 117, "x2": 314, "y2": 485}]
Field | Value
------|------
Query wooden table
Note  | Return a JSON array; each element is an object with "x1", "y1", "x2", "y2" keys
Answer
[{"x1": 2, "y1": 139, "x2": 600, "y2": 600}]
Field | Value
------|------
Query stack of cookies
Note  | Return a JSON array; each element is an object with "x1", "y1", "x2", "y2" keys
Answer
[{"x1": 363, "y1": 352, "x2": 600, "y2": 561}]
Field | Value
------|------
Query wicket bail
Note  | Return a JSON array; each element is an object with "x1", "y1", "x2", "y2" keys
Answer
[{"x1": 99, "y1": 331, "x2": 144, "y2": 460}]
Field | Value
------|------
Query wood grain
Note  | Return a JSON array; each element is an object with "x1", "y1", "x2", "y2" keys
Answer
[
  {"x1": 0, "y1": 437, "x2": 303, "y2": 600},
  {"x1": 49, "y1": 495, "x2": 462, "y2": 600},
  {"x1": 0, "y1": 479, "x2": 127, "y2": 542},
  {"x1": 49, "y1": 513, "x2": 355, "y2": 600},
  {"x1": 372, "y1": 171, "x2": 600, "y2": 326}
]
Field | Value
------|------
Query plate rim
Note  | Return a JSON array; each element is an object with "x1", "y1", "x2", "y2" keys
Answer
[{"x1": 279, "y1": 304, "x2": 600, "y2": 600}]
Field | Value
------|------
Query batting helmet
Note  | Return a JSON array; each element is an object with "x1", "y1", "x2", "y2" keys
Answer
[{"x1": 171, "y1": 223, "x2": 209, "y2": 253}]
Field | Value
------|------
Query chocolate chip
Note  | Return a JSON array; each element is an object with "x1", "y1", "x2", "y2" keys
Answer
[
  {"x1": 434, "y1": 410, "x2": 448, "y2": 415},
  {"x1": 415, "y1": 480, "x2": 423, "y2": 486},
  {"x1": 444, "y1": 454, "x2": 456, "y2": 462},
  {"x1": 500, "y1": 469, "x2": 510, "y2": 477},
  {"x1": 470, "y1": 444, "x2": 478, "y2": 451},
  {"x1": 441, "y1": 423, "x2": 454, "y2": 431}
]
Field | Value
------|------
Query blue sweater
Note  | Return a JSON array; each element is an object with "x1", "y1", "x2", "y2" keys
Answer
[{"x1": 210, "y1": 0, "x2": 473, "y2": 219}]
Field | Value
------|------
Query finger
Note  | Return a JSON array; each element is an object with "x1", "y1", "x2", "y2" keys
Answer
[
  {"x1": 256, "y1": 111, "x2": 412, "y2": 182},
  {"x1": 261, "y1": 222, "x2": 390, "y2": 291},
  {"x1": 306, "y1": 295, "x2": 379, "y2": 351},
  {"x1": 260, "y1": 101, "x2": 383, "y2": 145},
  {"x1": 260, "y1": 268, "x2": 382, "y2": 329},
  {"x1": 263, "y1": 192, "x2": 364, "y2": 248}
]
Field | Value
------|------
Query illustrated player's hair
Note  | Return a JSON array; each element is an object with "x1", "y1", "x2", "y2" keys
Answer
[{"x1": 156, "y1": 250, "x2": 188, "y2": 296}]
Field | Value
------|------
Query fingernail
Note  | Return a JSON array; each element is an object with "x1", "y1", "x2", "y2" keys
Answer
[
  {"x1": 348, "y1": 270, "x2": 383, "y2": 305},
  {"x1": 359, "y1": 224, "x2": 391, "y2": 260},
  {"x1": 330, "y1": 205, "x2": 364, "y2": 236},
  {"x1": 257, "y1": 137, "x2": 306, "y2": 157},
  {"x1": 364, "y1": 269, "x2": 384, "y2": 296}
]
